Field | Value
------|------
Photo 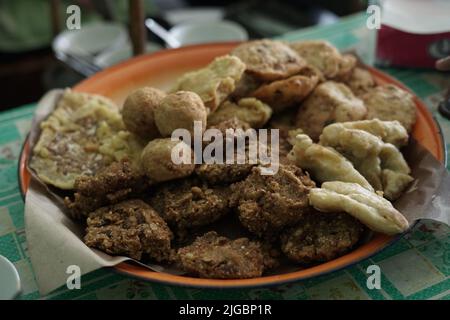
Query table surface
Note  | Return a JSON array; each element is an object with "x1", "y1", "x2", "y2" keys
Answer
[{"x1": 0, "y1": 13, "x2": 449, "y2": 300}]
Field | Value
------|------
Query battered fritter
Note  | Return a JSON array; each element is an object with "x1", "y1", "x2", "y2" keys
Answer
[
  {"x1": 84, "y1": 199, "x2": 173, "y2": 261},
  {"x1": 280, "y1": 211, "x2": 364, "y2": 264},
  {"x1": 177, "y1": 231, "x2": 265, "y2": 279},
  {"x1": 230, "y1": 165, "x2": 315, "y2": 237},
  {"x1": 345, "y1": 67, "x2": 376, "y2": 95}
]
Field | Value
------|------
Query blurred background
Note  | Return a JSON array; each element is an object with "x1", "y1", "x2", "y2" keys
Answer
[{"x1": 0, "y1": 0, "x2": 369, "y2": 111}]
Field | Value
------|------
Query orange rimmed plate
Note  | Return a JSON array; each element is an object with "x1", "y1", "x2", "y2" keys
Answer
[{"x1": 19, "y1": 42, "x2": 446, "y2": 288}]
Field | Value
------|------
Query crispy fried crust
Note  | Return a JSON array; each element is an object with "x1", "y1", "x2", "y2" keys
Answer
[
  {"x1": 230, "y1": 165, "x2": 315, "y2": 237},
  {"x1": 281, "y1": 211, "x2": 364, "y2": 264},
  {"x1": 84, "y1": 199, "x2": 173, "y2": 261},
  {"x1": 344, "y1": 67, "x2": 376, "y2": 95},
  {"x1": 177, "y1": 231, "x2": 265, "y2": 279}
]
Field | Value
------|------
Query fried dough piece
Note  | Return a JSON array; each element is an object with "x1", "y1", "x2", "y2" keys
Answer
[
  {"x1": 333, "y1": 54, "x2": 357, "y2": 81},
  {"x1": 208, "y1": 97, "x2": 272, "y2": 128},
  {"x1": 362, "y1": 84, "x2": 417, "y2": 132},
  {"x1": 251, "y1": 73, "x2": 319, "y2": 113},
  {"x1": 288, "y1": 134, "x2": 373, "y2": 191},
  {"x1": 232, "y1": 40, "x2": 306, "y2": 81},
  {"x1": 171, "y1": 55, "x2": 245, "y2": 112},
  {"x1": 345, "y1": 67, "x2": 376, "y2": 95},
  {"x1": 177, "y1": 231, "x2": 265, "y2": 279},
  {"x1": 64, "y1": 160, "x2": 149, "y2": 220},
  {"x1": 309, "y1": 181, "x2": 409, "y2": 235},
  {"x1": 280, "y1": 211, "x2": 364, "y2": 264},
  {"x1": 230, "y1": 165, "x2": 315, "y2": 237},
  {"x1": 231, "y1": 73, "x2": 262, "y2": 99},
  {"x1": 295, "y1": 81, "x2": 367, "y2": 141},
  {"x1": 84, "y1": 200, "x2": 173, "y2": 261}
]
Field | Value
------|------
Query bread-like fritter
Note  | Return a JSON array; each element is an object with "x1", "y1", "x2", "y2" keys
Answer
[
  {"x1": 295, "y1": 81, "x2": 367, "y2": 140},
  {"x1": 84, "y1": 199, "x2": 173, "y2": 261},
  {"x1": 309, "y1": 182, "x2": 409, "y2": 235},
  {"x1": 232, "y1": 40, "x2": 306, "y2": 81},
  {"x1": 288, "y1": 134, "x2": 373, "y2": 191},
  {"x1": 230, "y1": 165, "x2": 315, "y2": 237},
  {"x1": 281, "y1": 211, "x2": 364, "y2": 264},
  {"x1": 177, "y1": 231, "x2": 265, "y2": 279},
  {"x1": 334, "y1": 54, "x2": 357, "y2": 81},
  {"x1": 362, "y1": 84, "x2": 417, "y2": 132},
  {"x1": 171, "y1": 55, "x2": 245, "y2": 112},
  {"x1": 345, "y1": 67, "x2": 376, "y2": 95}
]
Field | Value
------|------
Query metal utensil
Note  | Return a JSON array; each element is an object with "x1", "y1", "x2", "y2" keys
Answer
[{"x1": 145, "y1": 18, "x2": 181, "y2": 49}]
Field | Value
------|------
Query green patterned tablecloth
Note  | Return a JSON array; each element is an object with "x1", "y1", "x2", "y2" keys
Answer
[{"x1": 0, "y1": 13, "x2": 449, "y2": 300}]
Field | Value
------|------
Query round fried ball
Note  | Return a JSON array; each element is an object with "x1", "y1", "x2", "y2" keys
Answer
[
  {"x1": 122, "y1": 87, "x2": 166, "y2": 140},
  {"x1": 154, "y1": 91, "x2": 207, "y2": 137},
  {"x1": 141, "y1": 138, "x2": 195, "y2": 182}
]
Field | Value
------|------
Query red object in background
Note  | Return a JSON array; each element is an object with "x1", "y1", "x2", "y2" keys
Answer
[{"x1": 376, "y1": 25, "x2": 450, "y2": 68}]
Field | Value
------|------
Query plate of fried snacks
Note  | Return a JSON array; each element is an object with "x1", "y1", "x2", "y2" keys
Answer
[{"x1": 20, "y1": 40, "x2": 448, "y2": 290}]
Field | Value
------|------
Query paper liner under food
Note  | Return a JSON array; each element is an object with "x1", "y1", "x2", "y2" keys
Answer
[{"x1": 25, "y1": 90, "x2": 449, "y2": 295}]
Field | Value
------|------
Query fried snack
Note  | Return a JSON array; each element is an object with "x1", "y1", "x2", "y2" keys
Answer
[
  {"x1": 195, "y1": 162, "x2": 254, "y2": 185},
  {"x1": 295, "y1": 81, "x2": 367, "y2": 140},
  {"x1": 149, "y1": 178, "x2": 230, "y2": 235},
  {"x1": 280, "y1": 211, "x2": 364, "y2": 264},
  {"x1": 334, "y1": 54, "x2": 357, "y2": 81},
  {"x1": 345, "y1": 67, "x2": 376, "y2": 95},
  {"x1": 177, "y1": 231, "x2": 265, "y2": 279},
  {"x1": 208, "y1": 97, "x2": 272, "y2": 128},
  {"x1": 121, "y1": 87, "x2": 166, "y2": 140},
  {"x1": 232, "y1": 39, "x2": 305, "y2": 81},
  {"x1": 231, "y1": 72, "x2": 262, "y2": 99},
  {"x1": 230, "y1": 165, "x2": 315, "y2": 237},
  {"x1": 30, "y1": 90, "x2": 130, "y2": 189},
  {"x1": 141, "y1": 138, "x2": 195, "y2": 183},
  {"x1": 288, "y1": 134, "x2": 373, "y2": 191},
  {"x1": 154, "y1": 91, "x2": 207, "y2": 137},
  {"x1": 64, "y1": 160, "x2": 149, "y2": 220},
  {"x1": 84, "y1": 199, "x2": 173, "y2": 261},
  {"x1": 289, "y1": 40, "x2": 342, "y2": 78},
  {"x1": 362, "y1": 84, "x2": 417, "y2": 132},
  {"x1": 251, "y1": 73, "x2": 319, "y2": 113},
  {"x1": 171, "y1": 55, "x2": 245, "y2": 112},
  {"x1": 207, "y1": 117, "x2": 251, "y2": 133},
  {"x1": 309, "y1": 181, "x2": 409, "y2": 235},
  {"x1": 339, "y1": 119, "x2": 408, "y2": 148}
]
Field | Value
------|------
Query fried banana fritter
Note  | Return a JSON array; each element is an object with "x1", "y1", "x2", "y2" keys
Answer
[
  {"x1": 281, "y1": 211, "x2": 364, "y2": 264},
  {"x1": 362, "y1": 84, "x2": 417, "y2": 132},
  {"x1": 309, "y1": 181, "x2": 409, "y2": 235},
  {"x1": 230, "y1": 165, "x2": 315, "y2": 237},
  {"x1": 345, "y1": 67, "x2": 376, "y2": 95},
  {"x1": 295, "y1": 81, "x2": 367, "y2": 141},
  {"x1": 64, "y1": 160, "x2": 149, "y2": 219},
  {"x1": 177, "y1": 231, "x2": 265, "y2": 279},
  {"x1": 232, "y1": 40, "x2": 305, "y2": 81},
  {"x1": 84, "y1": 199, "x2": 173, "y2": 261}
]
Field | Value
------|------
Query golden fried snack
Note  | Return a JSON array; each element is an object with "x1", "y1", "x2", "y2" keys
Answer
[
  {"x1": 289, "y1": 40, "x2": 342, "y2": 78},
  {"x1": 309, "y1": 181, "x2": 409, "y2": 235},
  {"x1": 288, "y1": 134, "x2": 374, "y2": 190},
  {"x1": 295, "y1": 81, "x2": 367, "y2": 140},
  {"x1": 345, "y1": 67, "x2": 376, "y2": 95},
  {"x1": 334, "y1": 54, "x2": 357, "y2": 81},
  {"x1": 230, "y1": 165, "x2": 315, "y2": 237},
  {"x1": 280, "y1": 211, "x2": 364, "y2": 264},
  {"x1": 140, "y1": 138, "x2": 195, "y2": 182},
  {"x1": 361, "y1": 84, "x2": 417, "y2": 132},
  {"x1": 154, "y1": 91, "x2": 207, "y2": 137},
  {"x1": 30, "y1": 90, "x2": 132, "y2": 189},
  {"x1": 232, "y1": 39, "x2": 306, "y2": 81},
  {"x1": 171, "y1": 55, "x2": 245, "y2": 112},
  {"x1": 177, "y1": 231, "x2": 265, "y2": 279},
  {"x1": 84, "y1": 200, "x2": 173, "y2": 261},
  {"x1": 251, "y1": 73, "x2": 319, "y2": 113},
  {"x1": 208, "y1": 97, "x2": 272, "y2": 128},
  {"x1": 121, "y1": 87, "x2": 166, "y2": 140},
  {"x1": 231, "y1": 72, "x2": 262, "y2": 99}
]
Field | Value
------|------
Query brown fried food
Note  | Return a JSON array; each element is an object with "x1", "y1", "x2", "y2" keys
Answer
[
  {"x1": 195, "y1": 162, "x2": 254, "y2": 185},
  {"x1": 251, "y1": 73, "x2": 319, "y2": 113},
  {"x1": 207, "y1": 117, "x2": 251, "y2": 133},
  {"x1": 149, "y1": 178, "x2": 230, "y2": 235},
  {"x1": 84, "y1": 199, "x2": 173, "y2": 261},
  {"x1": 232, "y1": 40, "x2": 306, "y2": 81},
  {"x1": 177, "y1": 231, "x2": 265, "y2": 279},
  {"x1": 231, "y1": 72, "x2": 262, "y2": 99},
  {"x1": 280, "y1": 211, "x2": 364, "y2": 264},
  {"x1": 64, "y1": 160, "x2": 149, "y2": 219},
  {"x1": 333, "y1": 54, "x2": 357, "y2": 81},
  {"x1": 121, "y1": 87, "x2": 166, "y2": 140},
  {"x1": 295, "y1": 81, "x2": 367, "y2": 141},
  {"x1": 362, "y1": 84, "x2": 417, "y2": 132},
  {"x1": 230, "y1": 165, "x2": 315, "y2": 237},
  {"x1": 345, "y1": 67, "x2": 376, "y2": 95}
]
